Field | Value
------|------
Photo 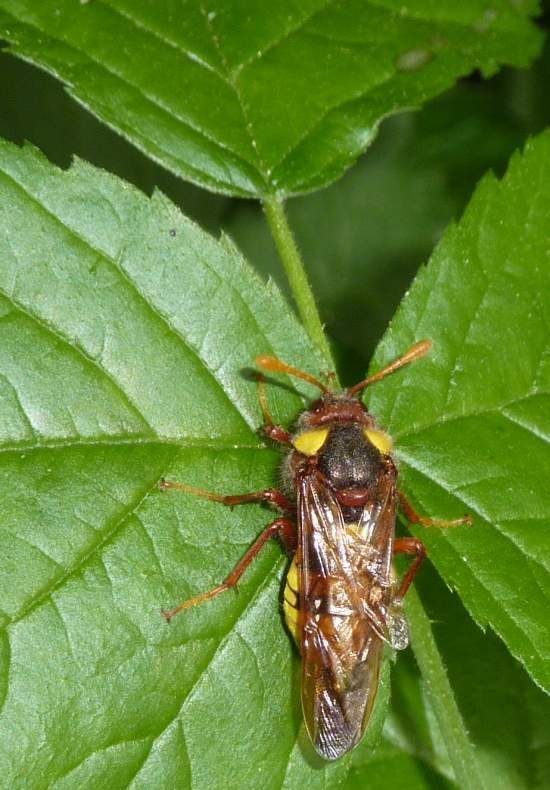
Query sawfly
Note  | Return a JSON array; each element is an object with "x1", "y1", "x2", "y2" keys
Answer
[{"x1": 161, "y1": 340, "x2": 472, "y2": 760}]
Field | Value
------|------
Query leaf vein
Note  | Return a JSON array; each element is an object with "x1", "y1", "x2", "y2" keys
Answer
[
  {"x1": 2, "y1": 461, "x2": 178, "y2": 631},
  {"x1": 0, "y1": 284, "x2": 153, "y2": 434},
  {"x1": 400, "y1": 457, "x2": 550, "y2": 610},
  {"x1": 199, "y1": 2, "x2": 267, "y2": 180},
  {"x1": 132, "y1": 555, "x2": 284, "y2": 778},
  {"x1": 235, "y1": 0, "x2": 342, "y2": 73},
  {"x1": 0, "y1": 437, "x2": 265, "y2": 454},
  {"x1": 395, "y1": 390, "x2": 550, "y2": 442},
  {"x1": 98, "y1": 0, "x2": 229, "y2": 83},
  {"x1": 0, "y1": 372, "x2": 38, "y2": 439}
]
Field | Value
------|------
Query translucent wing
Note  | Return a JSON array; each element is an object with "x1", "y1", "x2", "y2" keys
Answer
[{"x1": 298, "y1": 469, "x2": 405, "y2": 760}]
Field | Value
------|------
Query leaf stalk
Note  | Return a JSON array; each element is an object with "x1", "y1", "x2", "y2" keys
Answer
[
  {"x1": 263, "y1": 194, "x2": 336, "y2": 375},
  {"x1": 406, "y1": 586, "x2": 486, "y2": 790}
]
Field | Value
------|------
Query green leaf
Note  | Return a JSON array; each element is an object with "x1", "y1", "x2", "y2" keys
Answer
[
  {"x1": 347, "y1": 743, "x2": 455, "y2": 789},
  {"x1": 367, "y1": 130, "x2": 550, "y2": 693},
  {"x1": 418, "y1": 565, "x2": 550, "y2": 790},
  {"x1": 0, "y1": 140, "x2": 384, "y2": 788},
  {"x1": 226, "y1": 86, "x2": 528, "y2": 377},
  {"x1": 0, "y1": 0, "x2": 542, "y2": 197},
  {"x1": 351, "y1": 564, "x2": 550, "y2": 790}
]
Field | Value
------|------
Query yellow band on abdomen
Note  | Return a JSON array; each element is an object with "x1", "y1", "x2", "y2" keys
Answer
[{"x1": 283, "y1": 556, "x2": 301, "y2": 645}]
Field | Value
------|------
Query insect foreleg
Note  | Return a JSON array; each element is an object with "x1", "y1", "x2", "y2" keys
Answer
[
  {"x1": 393, "y1": 537, "x2": 427, "y2": 598},
  {"x1": 257, "y1": 373, "x2": 292, "y2": 444},
  {"x1": 398, "y1": 490, "x2": 473, "y2": 528},
  {"x1": 162, "y1": 517, "x2": 295, "y2": 622},
  {"x1": 160, "y1": 479, "x2": 291, "y2": 511}
]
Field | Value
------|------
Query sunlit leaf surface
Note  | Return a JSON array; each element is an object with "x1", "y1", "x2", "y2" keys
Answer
[
  {"x1": 0, "y1": 0, "x2": 541, "y2": 196},
  {"x1": 0, "y1": 132, "x2": 549, "y2": 787},
  {"x1": 367, "y1": 131, "x2": 550, "y2": 693}
]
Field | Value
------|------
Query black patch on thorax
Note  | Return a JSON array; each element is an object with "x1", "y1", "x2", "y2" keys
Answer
[{"x1": 317, "y1": 423, "x2": 382, "y2": 490}]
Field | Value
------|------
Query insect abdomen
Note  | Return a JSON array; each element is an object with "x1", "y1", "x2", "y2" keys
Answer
[{"x1": 283, "y1": 556, "x2": 300, "y2": 644}]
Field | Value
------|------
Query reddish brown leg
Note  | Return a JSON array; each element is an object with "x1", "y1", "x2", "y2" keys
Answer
[
  {"x1": 393, "y1": 537, "x2": 426, "y2": 598},
  {"x1": 398, "y1": 490, "x2": 473, "y2": 528},
  {"x1": 162, "y1": 517, "x2": 295, "y2": 622},
  {"x1": 264, "y1": 424, "x2": 292, "y2": 444},
  {"x1": 395, "y1": 492, "x2": 472, "y2": 598},
  {"x1": 160, "y1": 479, "x2": 290, "y2": 512},
  {"x1": 257, "y1": 374, "x2": 291, "y2": 444},
  {"x1": 277, "y1": 518, "x2": 297, "y2": 554}
]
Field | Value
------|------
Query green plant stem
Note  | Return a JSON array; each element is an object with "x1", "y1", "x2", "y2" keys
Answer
[
  {"x1": 263, "y1": 194, "x2": 337, "y2": 376},
  {"x1": 405, "y1": 586, "x2": 485, "y2": 789}
]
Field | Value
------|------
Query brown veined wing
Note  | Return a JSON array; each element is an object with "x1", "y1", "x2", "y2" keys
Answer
[{"x1": 297, "y1": 469, "x2": 409, "y2": 760}]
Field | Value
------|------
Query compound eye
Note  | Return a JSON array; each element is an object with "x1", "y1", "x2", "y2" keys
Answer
[
  {"x1": 364, "y1": 428, "x2": 393, "y2": 455},
  {"x1": 292, "y1": 428, "x2": 329, "y2": 456}
]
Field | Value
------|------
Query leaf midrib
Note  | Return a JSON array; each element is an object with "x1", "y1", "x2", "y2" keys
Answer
[
  {"x1": 1, "y1": 0, "x2": 536, "y2": 196},
  {"x1": 393, "y1": 389, "x2": 550, "y2": 443},
  {"x1": 0, "y1": 437, "x2": 266, "y2": 454}
]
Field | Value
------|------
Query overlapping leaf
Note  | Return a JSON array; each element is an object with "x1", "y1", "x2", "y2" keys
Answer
[
  {"x1": 348, "y1": 563, "x2": 550, "y2": 789},
  {"x1": 0, "y1": 0, "x2": 542, "y2": 197},
  {"x1": 367, "y1": 131, "x2": 550, "y2": 693}
]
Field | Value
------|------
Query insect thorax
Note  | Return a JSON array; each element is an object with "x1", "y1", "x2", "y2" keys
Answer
[
  {"x1": 316, "y1": 423, "x2": 384, "y2": 491},
  {"x1": 282, "y1": 416, "x2": 395, "y2": 517}
]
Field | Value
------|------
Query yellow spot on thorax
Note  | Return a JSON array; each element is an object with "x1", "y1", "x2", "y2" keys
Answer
[
  {"x1": 364, "y1": 428, "x2": 393, "y2": 455},
  {"x1": 292, "y1": 427, "x2": 329, "y2": 456}
]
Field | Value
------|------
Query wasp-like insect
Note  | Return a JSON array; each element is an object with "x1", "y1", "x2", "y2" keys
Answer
[{"x1": 161, "y1": 340, "x2": 471, "y2": 760}]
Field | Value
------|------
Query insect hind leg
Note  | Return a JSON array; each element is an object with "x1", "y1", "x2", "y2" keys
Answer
[
  {"x1": 160, "y1": 479, "x2": 290, "y2": 511},
  {"x1": 398, "y1": 490, "x2": 473, "y2": 528},
  {"x1": 393, "y1": 537, "x2": 427, "y2": 598},
  {"x1": 162, "y1": 517, "x2": 295, "y2": 622}
]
